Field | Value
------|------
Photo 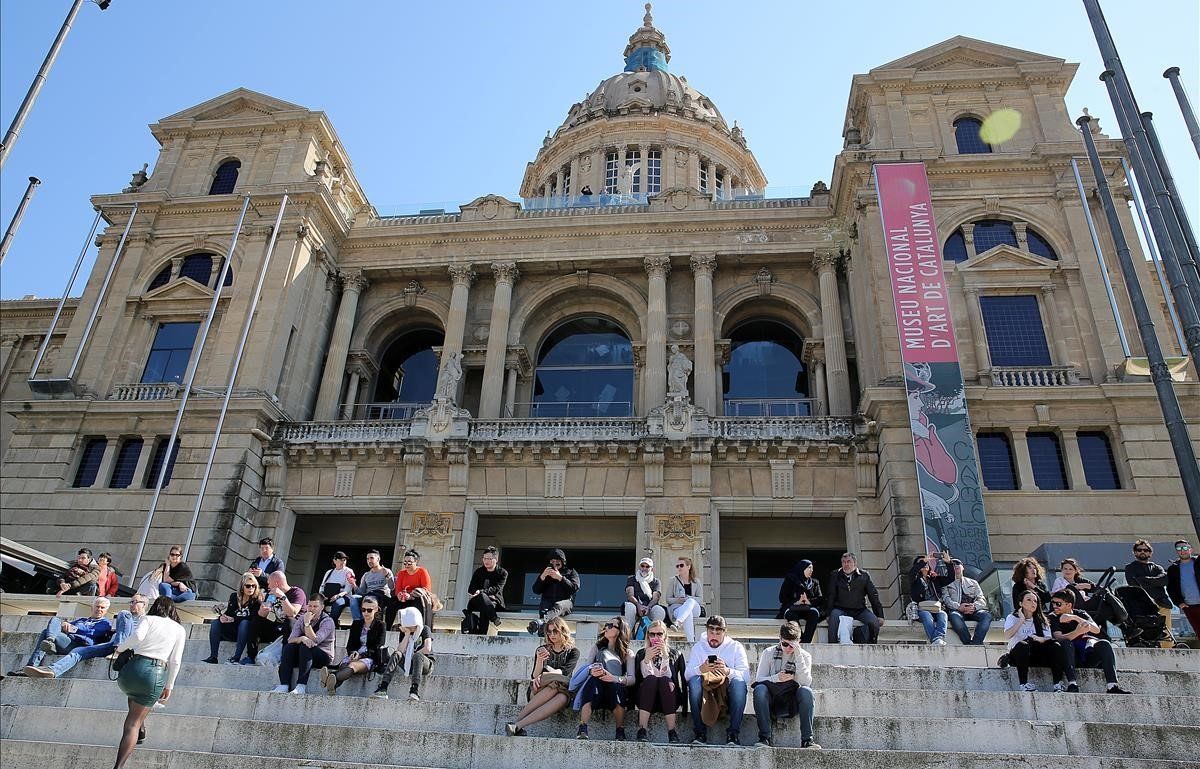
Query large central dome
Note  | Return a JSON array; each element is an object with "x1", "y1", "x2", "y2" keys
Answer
[{"x1": 520, "y1": 4, "x2": 764, "y2": 202}]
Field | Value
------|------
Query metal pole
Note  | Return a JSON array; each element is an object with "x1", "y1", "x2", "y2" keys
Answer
[
  {"x1": 0, "y1": 0, "x2": 96, "y2": 169},
  {"x1": 1141, "y1": 111, "x2": 1200, "y2": 276},
  {"x1": 1070, "y1": 158, "x2": 1131, "y2": 357},
  {"x1": 0, "y1": 177, "x2": 42, "y2": 264},
  {"x1": 1119, "y1": 156, "x2": 1188, "y2": 355},
  {"x1": 129, "y1": 195, "x2": 251, "y2": 585},
  {"x1": 182, "y1": 193, "x2": 289, "y2": 561},
  {"x1": 1163, "y1": 67, "x2": 1200, "y2": 158},
  {"x1": 28, "y1": 207, "x2": 101, "y2": 380},
  {"x1": 65, "y1": 203, "x2": 138, "y2": 380},
  {"x1": 1079, "y1": 115, "x2": 1200, "y2": 536}
]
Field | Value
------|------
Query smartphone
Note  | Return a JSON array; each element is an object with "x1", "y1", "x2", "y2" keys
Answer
[{"x1": 707, "y1": 655, "x2": 718, "y2": 664}]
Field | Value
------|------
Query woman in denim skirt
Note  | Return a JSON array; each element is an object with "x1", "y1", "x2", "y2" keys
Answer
[{"x1": 112, "y1": 596, "x2": 186, "y2": 769}]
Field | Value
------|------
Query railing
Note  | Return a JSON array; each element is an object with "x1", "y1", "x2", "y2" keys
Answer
[
  {"x1": 723, "y1": 398, "x2": 821, "y2": 417},
  {"x1": 471, "y1": 417, "x2": 647, "y2": 442},
  {"x1": 109, "y1": 382, "x2": 180, "y2": 401},
  {"x1": 276, "y1": 420, "x2": 412, "y2": 444},
  {"x1": 710, "y1": 416, "x2": 857, "y2": 441},
  {"x1": 344, "y1": 402, "x2": 425, "y2": 420},
  {"x1": 506, "y1": 401, "x2": 634, "y2": 418},
  {"x1": 990, "y1": 366, "x2": 1080, "y2": 387}
]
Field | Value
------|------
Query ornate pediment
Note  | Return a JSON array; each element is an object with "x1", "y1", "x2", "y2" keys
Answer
[
  {"x1": 158, "y1": 88, "x2": 308, "y2": 124},
  {"x1": 460, "y1": 194, "x2": 520, "y2": 222},
  {"x1": 142, "y1": 278, "x2": 214, "y2": 302},
  {"x1": 873, "y1": 36, "x2": 1064, "y2": 74},
  {"x1": 959, "y1": 244, "x2": 1057, "y2": 272}
]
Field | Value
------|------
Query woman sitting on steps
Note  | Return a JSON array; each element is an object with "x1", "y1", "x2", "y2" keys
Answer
[{"x1": 505, "y1": 616, "x2": 579, "y2": 737}]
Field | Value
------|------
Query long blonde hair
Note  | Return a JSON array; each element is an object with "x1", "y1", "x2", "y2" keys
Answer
[
  {"x1": 644, "y1": 619, "x2": 671, "y2": 659},
  {"x1": 677, "y1": 556, "x2": 699, "y2": 586},
  {"x1": 542, "y1": 616, "x2": 575, "y2": 649},
  {"x1": 237, "y1": 571, "x2": 262, "y2": 608}
]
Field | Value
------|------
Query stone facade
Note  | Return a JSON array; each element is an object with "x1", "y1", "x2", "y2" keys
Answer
[{"x1": 1, "y1": 19, "x2": 1195, "y2": 616}]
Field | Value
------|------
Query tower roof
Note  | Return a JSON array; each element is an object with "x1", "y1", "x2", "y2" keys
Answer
[{"x1": 623, "y1": 3, "x2": 671, "y2": 72}]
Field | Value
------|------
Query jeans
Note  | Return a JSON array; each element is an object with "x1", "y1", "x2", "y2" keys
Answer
[
  {"x1": 1009, "y1": 639, "x2": 1067, "y2": 684},
  {"x1": 1062, "y1": 638, "x2": 1119, "y2": 685},
  {"x1": 30, "y1": 611, "x2": 135, "y2": 676},
  {"x1": 208, "y1": 616, "x2": 254, "y2": 660},
  {"x1": 27, "y1": 617, "x2": 85, "y2": 667},
  {"x1": 753, "y1": 683, "x2": 814, "y2": 743},
  {"x1": 782, "y1": 605, "x2": 822, "y2": 644},
  {"x1": 278, "y1": 643, "x2": 332, "y2": 689},
  {"x1": 947, "y1": 609, "x2": 993, "y2": 645},
  {"x1": 47, "y1": 577, "x2": 97, "y2": 596},
  {"x1": 379, "y1": 649, "x2": 432, "y2": 693},
  {"x1": 623, "y1": 601, "x2": 666, "y2": 630},
  {"x1": 327, "y1": 596, "x2": 351, "y2": 624},
  {"x1": 538, "y1": 599, "x2": 574, "y2": 623},
  {"x1": 687, "y1": 675, "x2": 747, "y2": 738},
  {"x1": 158, "y1": 582, "x2": 197, "y2": 603},
  {"x1": 826, "y1": 607, "x2": 881, "y2": 644},
  {"x1": 917, "y1": 610, "x2": 947, "y2": 643}
]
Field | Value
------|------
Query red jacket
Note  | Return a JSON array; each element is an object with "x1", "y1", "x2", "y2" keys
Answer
[{"x1": 97, "y1": 568, "x2": 119, "y2": 597}]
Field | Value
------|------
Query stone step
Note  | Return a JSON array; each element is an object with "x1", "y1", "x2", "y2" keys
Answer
[
  {"x1": 3, "y1": 703, "x2": 1192, "y2": 759},
  {"x1": 0, "y1": 738, "x2": 1186, "y2": 769},
  {"x1": 3, "y1": 676, "x2": 1193, "y2": 727}
]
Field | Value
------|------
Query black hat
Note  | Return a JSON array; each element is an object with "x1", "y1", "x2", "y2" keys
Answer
[
  {"x1": 333, "y1": 551, "x2": 348, "y2": 560},
  {"x1": 548, "y1": 548, "x2": 567, "y2": 563}
]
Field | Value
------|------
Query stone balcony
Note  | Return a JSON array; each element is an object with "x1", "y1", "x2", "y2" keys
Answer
[
  {"x1": 109, "y1": 382, "x2": 181, "y2": 400},
  {"x1": 989, "y1": 365, "x2": 1080, "y2": 387}
]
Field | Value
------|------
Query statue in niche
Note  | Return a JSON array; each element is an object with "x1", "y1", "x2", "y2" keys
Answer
[
  {"x1": 667, "y1": 344, "x2": 692, "y2": 398},
  {"x1": 434, "y1": 351, "x2": 463, "y2": 401},
  {"x1": 617, "y1": 162, "x2": 635, "y2": 196}
]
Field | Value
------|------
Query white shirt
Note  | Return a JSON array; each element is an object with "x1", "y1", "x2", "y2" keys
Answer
[
  {"x1": 117, "y1": 615, "x2": 187, "y2": 690},
  {"x1": 1003, "y1": 612, "x2": 1052, "y2": 650},
  {"x1": 685, "y1": 635, "x2": 750, "y2": 681}
]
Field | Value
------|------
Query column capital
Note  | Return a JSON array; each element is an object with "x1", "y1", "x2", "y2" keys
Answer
[
  {"x1": 341, "y1": 270, "x2": 369, "y2": 294},
  {"x1": 689, "y1": 253, "x2": 717, "y2": 276},
  {"x1": 448, "y1": 264, "x2": 476, "y2": 287},
  {"x1": 812, "y1": 249, "x2": 843, "y2": 274},
  {"x1": 644, "y1": 255, "x2": 672, "y2": 278},
  {"x1": 964, "y1": 285, "x2": 982, "y2": 297},
  {"x1": 490, "y1": 261, "x2": 520, "y2": 284},
  {"x1": 1040, "y1": 283, "x2": 1057, "y2": 296}
]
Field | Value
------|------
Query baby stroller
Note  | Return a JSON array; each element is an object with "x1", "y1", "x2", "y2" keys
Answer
[{"x1": 1095, "y1": 567, "x2": 1171, "y2": 648}]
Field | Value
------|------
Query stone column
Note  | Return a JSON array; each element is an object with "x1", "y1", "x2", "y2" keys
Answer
[
  {"x1": 704, "y1": 160, "x2": 715, "y2": 196},
  {"x1": 964, "y1": 287, "x2": 992, "y2": 381},
  {"x1": 589, "y1": 148, "x2": 604, "y2": 193},
  {"x1": 314, "y1": 270, "x2": 369, "y2": 420},
  {"x1": 1061, "y1": 430, "x2": 1088, "y2": 490},
  {"x1": 434, "y1": 265, "x2": 475, "y2": 400},
  {"x1": 1010, "y1": 428, "x2": 1035, "y2": 490},
  {"x1": 644, "y1": 256, "x2": 671, "y2": 410},
  {"x1": 1040, "y1": 284, "x2": 1071, "y2": 365},
  {"x1": 688, "y1": 149, "x2": 700, "y2": 190},
  {"x1": 813, "y1": 358, "x2": 827, "y2": 416},
  {"x1": 503, "y1": 365, "x2": 519, "y2": 418},
  {"x1": 568, "y1": 156, "x2": 580, "y2": 197},
  {"x1": 690, "y1": 254, "x2": 717, "y2": 413},
  {"x1": 814, "y1": 251, "x2": 851, "y2": 415},
  {"x1": 340, "y1": 368, "x2": 362, "y2": 420},
  {"x1": 554, "y1": 170, "x2": 564, "y2": 198},
  {"x1": 479, "y1": 262, "x2": 518, "y2": 418}
]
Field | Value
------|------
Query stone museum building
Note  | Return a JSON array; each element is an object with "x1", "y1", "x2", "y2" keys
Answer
[{"x1": 1, "y1": 10, "x2": 1194, "y2": 616}]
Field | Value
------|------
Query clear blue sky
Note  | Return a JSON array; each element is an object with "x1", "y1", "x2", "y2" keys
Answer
[{"x1": 1, "y1": 0, "x2": 1197, "y2": 299}]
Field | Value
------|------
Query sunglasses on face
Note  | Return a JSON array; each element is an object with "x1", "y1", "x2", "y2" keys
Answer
[
  {"x1": 1134, "y1": 548, "x2": 1151, "y2": 553},
  {"x1": 545, "y1": 629, "x2": 562, "y2": 636},
  {"x1": 362, "y1": 607, "x2": 377, "y2": 612},
  {"x1": 675, "y1": 564, "x2": 686, "y2": 568},
  {"x1": 603, "y1": 622, "x2": 618, "y2": 630},
  {"x1": 1177, "y1": 545, "x2": 1192, "y2": 551},
  {"x1": 1050, "y1": 601, "x2": 1067, "y2": 607},
  {"x1": 648, "y1": 631, "x2": 666, "y2": 637},
  {"x1": 169, "y1": 553, "x2": 181, "y2": 558}
]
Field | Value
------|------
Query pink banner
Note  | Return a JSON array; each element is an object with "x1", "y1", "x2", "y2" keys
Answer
[{"x1": 875, "y1": 163, "x2": 959, "y2": 364}]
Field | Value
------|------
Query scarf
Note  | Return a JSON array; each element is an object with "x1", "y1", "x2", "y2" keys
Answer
[
  {"x1": 636, "y1": 567, "x2": 656, "y2": 602},
  {"x1": 397, "y1": 606, "x2": 424, "y2": 674}
]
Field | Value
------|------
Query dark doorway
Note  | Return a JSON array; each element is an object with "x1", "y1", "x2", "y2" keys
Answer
[
  {"x1": 500, "y1": 547, "x2": 636, "y2": 612},
  {"x1": 309, "y1": 543, "x2": 396, "y2": 599},
  {"x1": 746, "y1": 548, "x2": 844, "y2": 618}
]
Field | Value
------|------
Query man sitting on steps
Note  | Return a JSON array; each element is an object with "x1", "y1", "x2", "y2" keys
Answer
[
  {"x1": 11, "y1": 596, "x2": 124, "y2": 678},
  {"x1": 825, "y1": 553, "x2": 884, "y2": 644},
  {"x1": 939, "y1": 554, "x2": 993, "y2": 645},
  {"x1": 527, "y1": 548, "x2": 580, "y2": 637}
]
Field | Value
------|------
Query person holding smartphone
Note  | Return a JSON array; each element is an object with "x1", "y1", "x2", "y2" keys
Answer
[
  {"x1": 527, "y1": 548, "x2": 581, "y2": 636},
  {"x1": 203, "y1": 572, "x2": 261, "y2": 665},
  {"x1": 632, "y1": 620, "x2": 685, "y2": 743},
  {"x1": 683, "y1": 615, "x2": 750, "y2": 746},
  {"x1": 505, "y1": 617, "x2": 579, "y2": 736},
  {"x1": 752, "y1": 621, "x2": 820, "y2": 749},
  {"x1": 1004, "y1": 589, "x2": 1068, "y2": 692},
  {"x1": 573, "y1": 616, "x2": 635, "y2": 740}
]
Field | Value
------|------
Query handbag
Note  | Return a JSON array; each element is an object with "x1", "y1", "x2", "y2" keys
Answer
[
  {"x1": 918, "y1": 600, "x2": 944, "y2": 614},
  {"x1": 256, "y1": 637, "x2": 284, "y2": 667},
  {"x1": 108, "y1": 648, "x2": 134, "y2": 680}
]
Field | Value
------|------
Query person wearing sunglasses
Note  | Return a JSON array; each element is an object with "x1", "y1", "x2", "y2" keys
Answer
[
  {"x1": 668, "y1": 557, "x2": 704, "y2": 643},
  {"x1": 573, "y1": 616, "x2": 635, "y2": 740},
  {"x1": 623, "y1": 558, "x2": 667, "y2": 635},
  {"x1": 506, "y1": 616, "x2": 579, "y2": 736},
  {"x1": 318, "y1": 552, "x2": 357, "y2": 626},
  {"x1": 156, "y1": 547, "x2": 196, "y2": 603},
  {"x1": 373, "y1": 606, "x2": 434, "y2": 701},
  {"x1": 17, "y1": 594, "x2": 145, "y2": 680},
  {"x1": 203, "y1": 572, "x2": 262, "y2": 665},
  {"x1": 631, "y1": 619, "x2": 686, "y2": 743},
  {"x1": 684, "y1": 615, "x2": 750, "y2": 745},
  {"x1": 321, "y1": 596, "x2": 388, "y2": 695},
  {"x1": 1166, "y1": 540, "x2": 1200, "y2": 638},
  {"x1": 752, "y1": 621, "x2": 820, "y2": 749},
  {"x1": 1125, "y1": 539, "x2": 1175, "y2": 648},
  {"x1": 1003, "y1": 589, "x2": 1068, "y2": 692},
  {"x1": 1048, "y1": 591, "x2": 1130, "y2": 694},
  {"x1": 392, "y1": 549, "x2": 434, "y2": 630}
]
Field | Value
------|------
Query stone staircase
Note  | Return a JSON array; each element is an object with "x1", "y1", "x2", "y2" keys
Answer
[{"x1": 1, "y1": 607, "x2": 1197, "y2": 768}]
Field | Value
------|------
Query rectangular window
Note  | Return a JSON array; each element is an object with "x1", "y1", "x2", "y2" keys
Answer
[
  {"x1": 109, "y1": 438, "x2": 145, "y2": 489},
  {"x1": 977, "y1": 432, "x2": 1018, "y2": 490},
  {"x1": 715, "y1": 169, "x2": 726, "y2": 198},
  {"x1": 1078, "y1": 431, "x2": 1121, "y2": 490},
  {"x1": 141, "y1": 322, "x2": 200, "y2": 385},
  {"x1": 979, "y1": 295, "x2": 1052, "y2": 367},
  {"x1": 699, "y1": 161, "x2": 709, "y2": 193},
  {"x1": 73, "y1": 438, "x2": 108, "y2": 488},
  {"x1": 604, "y1": 151, "x2": 619, "y2": 194},
  {"x1": 562, "y1": 165, "x2": 571, "y2": 197},
  {"x1": 1027, "y1": 432, "x2": 1067, "y2": 490},
  {"x1": 646, "y1": 150, "x2": 662, "y2": 194},
  {"x1": 146, "y1": 437, "x2": 181, "y2": 488}
]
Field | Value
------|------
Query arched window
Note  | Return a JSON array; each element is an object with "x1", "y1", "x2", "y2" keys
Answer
[
  {"x1": 147, "y1": 264, "x2": 172, "y2": 291},
  {"x1": 1026, "y1": 230, "x2": 1059, "y2": 261},
  {"x1": 214, "y1": 257, "x2": 234, "y2": 287},
  {"x1": 533, "y1": 317, "x2": 633, "y2": 417},
  {"x1": 373, "y1": 328, "x2": 443, "y2": 417},
  {"x1": 179, "y1": 253, "x2": 214, "y2": 285},
  {"x1": 943, "y1": 231, "x2": 968, "y2": 263},
  {"x1": 972, "y1": 220, "x2": 1018, "y2": 252},
  {"x1": 208, "y1": 159, "x2": 241, "y2": 195},
  {"x1": 954, "y1": 117, "x2": 991, "y2": 154},
  {"x1": 943, "y1": 219, "x2": 1059, "y2": 262},
  {"x1": 723, "y1": 319, "x2": 810, "y2": 416}
]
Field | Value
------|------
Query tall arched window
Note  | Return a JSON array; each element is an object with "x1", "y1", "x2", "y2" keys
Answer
[
  {"x1": 179, "y1": 253, "x2": 214, "y2": 285},
  {"x1": 943, "y1": 219, "x2": 1059, "y2": 262},
  {"x1": 208, "y1": 159, "x2": 241, "y2": 195},
  {"x1": 723, "y1": 319, "x2": 811, "y2": 416},
  {"x1": 533, "y1": 317, "x2": 633, "y2": 417},
  {"x1": 954, "y1": 117, "x2": 991, "y2": 154},
  {"x1": 372, "y1": 328, "x2": 443, "y2": 418},
  {"x1": 147, "y1": 264, "x2": 172, "y2": 291}
]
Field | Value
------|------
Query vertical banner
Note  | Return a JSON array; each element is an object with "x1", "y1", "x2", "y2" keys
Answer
[{"x1": 874, "y1": 162, "x2": 994, "y2": 575}]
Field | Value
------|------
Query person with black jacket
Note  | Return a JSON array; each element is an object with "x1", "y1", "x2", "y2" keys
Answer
[
  {"x1": 776, "y1": 559, "x2": 823, "y2": 643},
  {"x1": 157, "y1": 546, "x2": 196, "y2": 603},
  {"x1": 1048, "y1": 591, "x2": 1131, "y2": 694},
  {"x1": 463, "y1": 546, "x2": 508, "y2": 634},
  {"x1": 632, "y1": 619, "x2": 686, "y2": 743},
  {"x1": 909, "y1": 555, "x2": 947, "y2": 645},
  {"x1": 203, "y1": 572, "x2": 262, "y2": 664},
  {"x1": 825, "y1": 553, "x2": 883, "y2": 644},
  {"x1": 1004, "y1": 589, "x2": 1068, "y2": 692},
  {"x1": 527, "y1": 548, "x2": 581, "y2": 636},
  {"x1": 1125, "y1": 539, "x2": 1175, "y2": 648},
  {"x1": 1010, "y1": 557, "x2": 1051, "y2": 610},
  {"x1": 1166, "y1": 540, "x2": 1200, "y2": 638},
  {"x1": 321, "y1": 595, "x2": 388, "y2": 695},
  {"x1": 248, "y1": 538, "x2": 285, "y2": 590}
]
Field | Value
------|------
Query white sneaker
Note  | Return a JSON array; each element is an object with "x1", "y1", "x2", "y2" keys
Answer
[
  {"x1": 932, "y1": 638, "x2": 947, "y2": 646},
  {"x1": 408, "y1": 692, "x2": 420, "y2": 701},
  {"x1": 1019, "y1": 682, "x2": 1038, "y2": 692},
  {"x1": 291, "y1": 685, "x2": 307, "y2": 694},
  {"x1": 1051, "y1": 682, "x2": 1066, "y2": 693},
  {"x1": 271, "y1": 684, "x2": 290, "y2": 693}
]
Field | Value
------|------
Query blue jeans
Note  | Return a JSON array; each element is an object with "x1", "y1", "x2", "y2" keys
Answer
[
  {"x1": 30, "y1": 611, "x2": 135, "y2": 676},
  {"x1": 159, "y1": 582, "x2": 196, "y2": 603},
  {"x1": 27, "y1": 617, "x2": 84, "y2": 667},
  {"x1": 753, "y1": 682, "x2": 814, "y2": 742},
  {"x1": 687, "y1": 675, "x2": 747, "y2": 739},
  {"x1": 208, "y1": 616, "x2": 254, "y2": 660},
  {"x1": 328, "y1": 596, "x2": 351, "y2": 624},
  {"x1": 948, "y1": 609, "x2": 993, "y2": 644},
  {"x1": 918, "y1": 610, "x2": 947, "y2": 642}
]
